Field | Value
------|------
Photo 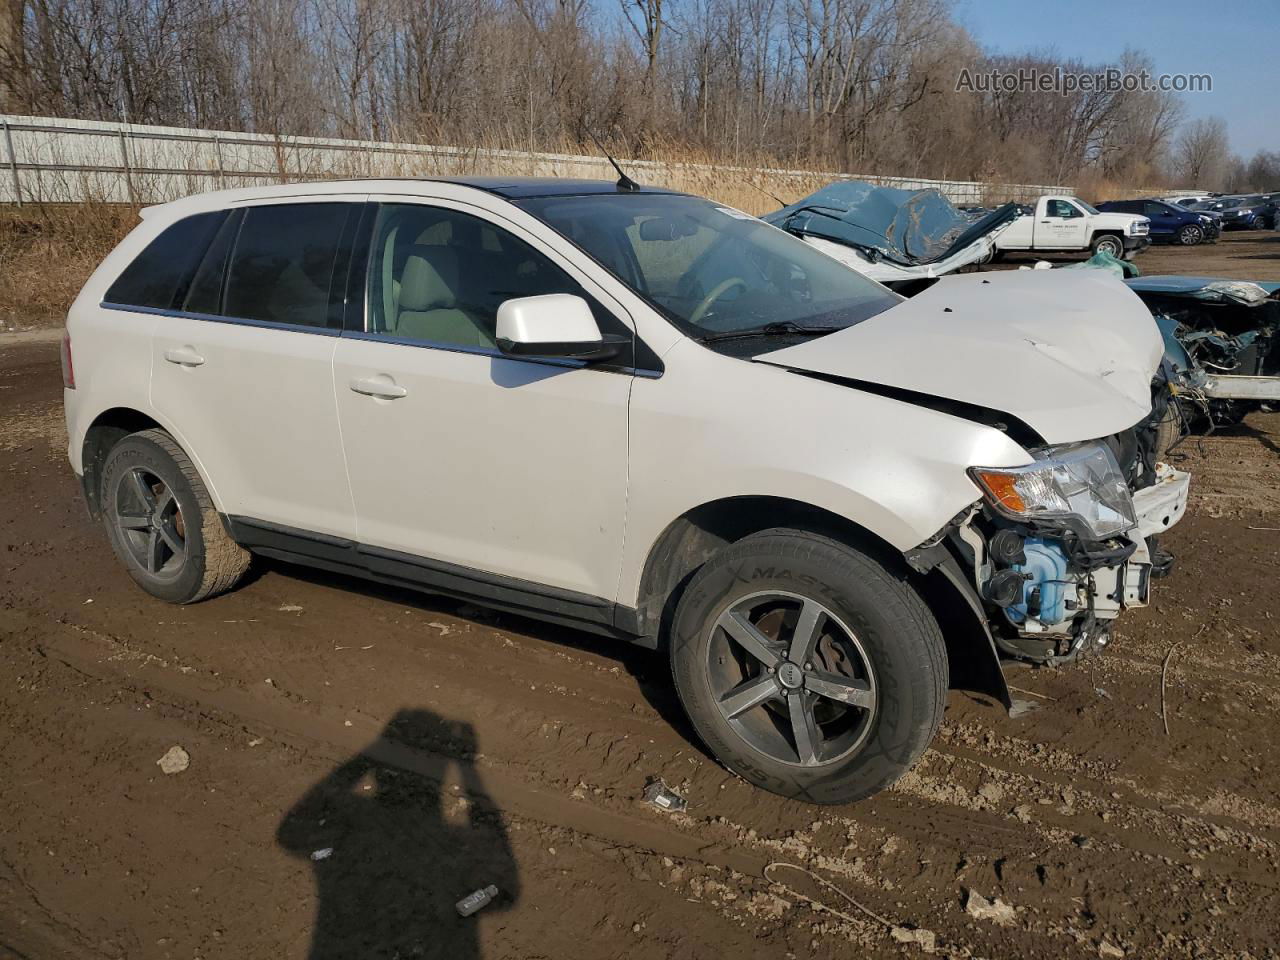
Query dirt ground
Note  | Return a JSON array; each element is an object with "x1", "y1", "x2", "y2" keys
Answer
[{"x1": 2, "y1": 236, "x2": 1279, "y2": 960}]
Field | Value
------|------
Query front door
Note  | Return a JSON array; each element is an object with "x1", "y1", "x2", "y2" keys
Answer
[
  {"x1": 332, "y1": 200, "x2": 633, "y2": 603},
  {"x1": 1037, "y1": 199, "x2": 1089, "y2": 248}
]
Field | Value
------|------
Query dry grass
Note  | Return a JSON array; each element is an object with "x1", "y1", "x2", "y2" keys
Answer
[{"x1": 0, "y1": 203, "x2": 138, "y2": 330}]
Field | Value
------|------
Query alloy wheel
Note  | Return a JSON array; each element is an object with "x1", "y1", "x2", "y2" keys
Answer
[
  {"x1": 1180, "y1": 225, "x2": 1202, "y2": 245},
  {"x1": 706, "y1": 591, "x2": 877, "y2": 767},
  {"x1": 114, "y1": 467, "x2": 187, "y2": 580}
]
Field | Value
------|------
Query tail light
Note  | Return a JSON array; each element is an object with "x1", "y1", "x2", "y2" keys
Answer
[{"x1": 60, "y1": 330, "x2": 75, "y2": 389}]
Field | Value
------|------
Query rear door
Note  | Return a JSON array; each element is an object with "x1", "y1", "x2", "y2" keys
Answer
[
  {"x1": 331, "y1": 197, "x2": 634, "y2": 605},
  {"x1": 149, "y1": 198, "x2": 364, "y2": 538}
]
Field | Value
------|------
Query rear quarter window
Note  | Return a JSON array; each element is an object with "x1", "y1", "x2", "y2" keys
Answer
[{"x1": 104, "y1": 212, "x2": 225, "y2": 309}]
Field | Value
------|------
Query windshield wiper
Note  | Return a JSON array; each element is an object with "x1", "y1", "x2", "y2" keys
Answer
[{"x1": 697, "y1": 320, "x2": 842, "y2": 344}]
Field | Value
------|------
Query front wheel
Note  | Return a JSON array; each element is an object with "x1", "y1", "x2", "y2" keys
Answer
[
  {"x1": 1177, "y1": 224, "x2": 1203, "y2": 245},
  {"x1": 101, "y1": 428, "x2": 250, "y2": 603},
  {"x1": 1091, "y1": 234, "x2": 1124, "y2": 258},
  {"x1": 669, "y1": 530, "x2": 947, "y2": 804}
]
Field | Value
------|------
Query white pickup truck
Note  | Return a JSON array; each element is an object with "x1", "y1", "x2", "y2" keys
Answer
[{"x1": 994, "y1": 195, "x2": 1150, "y2": 260}]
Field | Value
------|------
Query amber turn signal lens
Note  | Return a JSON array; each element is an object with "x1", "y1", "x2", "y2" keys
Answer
[{"x1": 973, "y1": 470, "x2": 1025, "y2": 513}]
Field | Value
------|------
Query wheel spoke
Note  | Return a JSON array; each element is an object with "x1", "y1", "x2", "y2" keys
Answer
[
  {"x1": 717, "y1": 610, "x2": 782, "y2": 667},
  {"x1": 152, "y1": 488, "x2": 175, "y2": 524},
  {"x1": 146, "y1": 529, "x2": 166, "y2": 573},
  {"x1": 128, "y1": 471, "x2": 156, "y2": 513},
  {"x1": 157, "y1": 517, "x2": 185, "y2": 557},
  {"x1": 117, "y1": 513, "x2": 151, "y2": 530},
  {"x1": 788, "y1": 598, "x2": 824, "y2": 664},
  {"x1": 788, "y1": 693, "x2": 821, "y2": 765},
  {"x1": 718, "y1": 675, "x2": 780, "y2": 719},
  {"x1": 806, "y1": 671, "x2": 875, "y2": 711}
]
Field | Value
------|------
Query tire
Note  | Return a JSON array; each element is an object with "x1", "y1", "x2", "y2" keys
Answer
[
  {"x1": 1177, "y1": 224, "x2": 1203, "y2": 245},
  {"x1": 100, "y1": 428, "x2": 250, "y2": 603},
  {"x1": 1252, "y1": 216, "x2": 1269, "y2": 231},
  {"x1": 1091, "y1": 234, "x2": 1124, "y2": 258},
  {"x1": 668, "y1": 529, "x2": 947, "y2": 804}
]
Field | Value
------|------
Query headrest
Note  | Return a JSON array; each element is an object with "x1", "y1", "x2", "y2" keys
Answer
[{"x1": 398, "y1": 245, "x2": 459, "y2": 312}]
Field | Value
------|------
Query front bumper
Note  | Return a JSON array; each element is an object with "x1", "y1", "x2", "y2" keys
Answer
[
  {"x1": 1123, "y1": 236, "x2": 1151, "y2": 253},
  {"x1": 1133, "y1": 463, "x2": 1191, "y2": 539}
]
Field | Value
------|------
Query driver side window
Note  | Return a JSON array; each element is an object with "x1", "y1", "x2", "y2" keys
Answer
[
  {"x1": 1046, "y1": 200, "x2": 1082, "y2": 219},
  {"x1": 366, "y1": 204, "x2": 624, "y2": 355},
  {"x1": 366, "y1": 203, "x2": 631, "y2": 359}
]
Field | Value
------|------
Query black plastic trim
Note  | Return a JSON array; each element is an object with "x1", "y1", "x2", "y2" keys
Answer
[{"x1": 225, "y1": 516, "x2": 641, "y2": 641}]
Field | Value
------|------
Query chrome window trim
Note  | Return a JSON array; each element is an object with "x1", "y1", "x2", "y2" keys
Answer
[
  {"x1": 341, "y1": 330, "x2": 661, "y2": 378},
  {"x1": 98, "y1": 301, "x2": 661, "y2": 377},
  {"x1": 99, "y1": 301, "x2": 343, "y2": 337}
]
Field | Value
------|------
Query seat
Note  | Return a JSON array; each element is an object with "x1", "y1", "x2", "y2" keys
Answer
[{"x1": 394, "y1": 245, "x2": 494, "y2": 348}]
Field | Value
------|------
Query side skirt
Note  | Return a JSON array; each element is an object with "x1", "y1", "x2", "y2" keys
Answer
[{"x1": 224, "y1": 516, "x2": 650, "y2": 645}]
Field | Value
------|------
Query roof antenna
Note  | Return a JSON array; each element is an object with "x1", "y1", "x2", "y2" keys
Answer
[{"x1": 585, "y1": 128, "x2": 641, "y2": 192}]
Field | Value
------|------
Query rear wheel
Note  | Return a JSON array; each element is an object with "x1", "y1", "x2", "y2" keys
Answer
[
  {"x1": 1177, "y1": 224, "x2": 1203, "y2": 245},
  {"x1": 669, "y1": 530, "x2": 947, "y2": 804},
  {"x1": 101, "y1": 429, "x2": 250, "y2": 603}
]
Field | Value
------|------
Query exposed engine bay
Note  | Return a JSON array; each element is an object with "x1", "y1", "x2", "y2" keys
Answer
[{"x1": 951, "y1": 410, "x2": 1188, "y2": 665}]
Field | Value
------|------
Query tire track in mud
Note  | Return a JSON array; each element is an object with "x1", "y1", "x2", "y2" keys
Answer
[{"x1": 17, "y1": 607, "x2": 1278, "y2": 960}]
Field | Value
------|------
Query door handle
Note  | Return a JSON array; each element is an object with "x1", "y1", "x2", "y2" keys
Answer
[
  {"x1": 349, "y1": 376, "x2": 408, "y2": 400},
  {"x1": 164, "y1": 347, "x2": 205, "y2": 367}
]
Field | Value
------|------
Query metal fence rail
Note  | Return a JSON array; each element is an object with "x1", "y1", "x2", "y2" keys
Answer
[{"x1": 0, "y1": 114, "x2": 1075, "y2": 211}]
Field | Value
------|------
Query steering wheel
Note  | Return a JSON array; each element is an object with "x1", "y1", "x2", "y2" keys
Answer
[{"x1": 689, "y1": 277, "x2": 749, "y2": 326}]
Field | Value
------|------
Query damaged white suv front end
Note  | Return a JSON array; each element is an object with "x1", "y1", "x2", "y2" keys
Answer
[
  {"x1": 961, "y1": 440, "x2": 1188, "y2": 662},
  {"x1": 761, "y1": 267, "x2": 1191, "y2": 667}
]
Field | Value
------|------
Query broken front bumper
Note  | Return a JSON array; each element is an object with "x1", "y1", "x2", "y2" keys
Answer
[
  {"x1": 1133, "y1": 464, "x2": 1191, "y2": 540},
  {"x1": 972, "y1": 464, "x2": 1191, "y2": 663}
]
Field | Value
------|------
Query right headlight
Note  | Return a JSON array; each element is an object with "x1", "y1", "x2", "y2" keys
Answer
[{"x1": 969, "y1": 442, "x2": 1137, "y2": 540}]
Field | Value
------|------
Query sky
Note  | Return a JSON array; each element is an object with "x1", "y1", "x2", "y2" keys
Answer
[{"x1": 956, "y1": 0, "x2": 1280, "y2": 158}]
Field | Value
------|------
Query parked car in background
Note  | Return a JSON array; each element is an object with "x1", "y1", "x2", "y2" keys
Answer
[
  {"x1": 1165, "y1": 194, "x2": 1219, "y2": 208},
  {"x1": 994, "y1": 195, "x2": 1149, "y2": 259},
  {"x1": 1096, "y1": 198, "x2": 1219, "y2": 245},
  {"x1": 1188, "y1": 196, "x2": 1275, "y2": 229},
  {"x1": 1214, "y1": 196, "x2": 1275, "y2": 230},
  {"x1": 63, "y1": 176, "x2": 1189, "y2": 804}
]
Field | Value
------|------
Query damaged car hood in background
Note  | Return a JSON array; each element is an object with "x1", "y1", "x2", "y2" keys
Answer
[
  {"x1": 759, "y1": 270, "x2": 1163, "y2": 445},
  {"x1": 762, "y1": 180, "x2": 1021, "y2": 277}
]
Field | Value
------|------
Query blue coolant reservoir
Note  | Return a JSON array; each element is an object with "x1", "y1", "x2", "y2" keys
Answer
[{"x1": 1004, "y1": 537, "x2": 1072, "y2": 625}]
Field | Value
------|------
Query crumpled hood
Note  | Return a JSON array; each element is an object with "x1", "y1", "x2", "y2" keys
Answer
[{"x1": 758, "y1": 270, "x2": 1163, "y2": 445}]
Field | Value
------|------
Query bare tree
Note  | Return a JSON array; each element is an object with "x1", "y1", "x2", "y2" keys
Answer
[{"x1": 1174, "y1": 116, "x2": 1230, "y2": 189}]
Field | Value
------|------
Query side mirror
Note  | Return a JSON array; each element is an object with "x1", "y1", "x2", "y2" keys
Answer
[{"x1": 495, "y1": 294, "x2": 627, "y2": 362}]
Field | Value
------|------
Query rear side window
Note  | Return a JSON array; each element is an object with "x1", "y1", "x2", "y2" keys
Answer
[
  {"x1": 104, "y1": 212, "x2": 224, "y2": 309},
  {"x1": 223, "y1": 203, "x2": 350, "y2": 329}
]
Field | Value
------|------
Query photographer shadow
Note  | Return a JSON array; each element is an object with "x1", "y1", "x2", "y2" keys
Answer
[{"x1": 277, "y1": 709, "x2": 518, "y2": 959}]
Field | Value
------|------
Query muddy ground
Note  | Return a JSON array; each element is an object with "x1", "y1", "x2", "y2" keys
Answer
[{"x1": 2, "y1": 235, "x2": 1279, "y2": 960}]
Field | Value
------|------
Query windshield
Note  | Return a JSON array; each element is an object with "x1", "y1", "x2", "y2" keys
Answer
[
  {"x1": 515, "y1": 193, "x2": 900, "y2": 340},
  {"x1": 1076, "y1": 199, "x2": 1100, "y2": 215}
]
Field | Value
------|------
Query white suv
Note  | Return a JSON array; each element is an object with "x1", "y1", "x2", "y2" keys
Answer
[{"x1": 63, "y1": 177, "x2": 1190, "y2": 803}]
